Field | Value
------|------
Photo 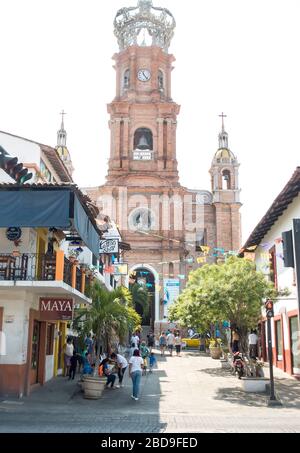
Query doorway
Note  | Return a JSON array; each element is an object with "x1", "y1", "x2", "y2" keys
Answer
[
  {"x1": 130, "y1": 267, "x2": 155, "y2": 329},
  {"x1": 290, "y1": 316, "x2": 300, "y2": 374},
  {"x1": 30, "y1": 320, "x2": 41, "y2": 385}
]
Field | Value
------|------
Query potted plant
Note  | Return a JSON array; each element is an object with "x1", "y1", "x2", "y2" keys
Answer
[
  {"x1": 209, "y1": 338, "x2": 222, "y2": 359},
  {"x1": 82, "y1": 375, "x2": 106, "y2": 399}
]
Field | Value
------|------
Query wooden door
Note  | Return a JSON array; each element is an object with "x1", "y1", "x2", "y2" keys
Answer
[{"x1": 30, "y1": 320, "x2": 40, "y2": 385}]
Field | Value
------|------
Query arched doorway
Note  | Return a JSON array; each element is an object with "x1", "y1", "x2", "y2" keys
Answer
[{"x1": 126, "y1": 264, "x2": 160, "y2": 330}]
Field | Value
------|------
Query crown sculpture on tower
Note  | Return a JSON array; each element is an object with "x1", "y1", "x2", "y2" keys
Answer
[{"x1": 114, "y1": 0, "x2": 176, "y2": 52}]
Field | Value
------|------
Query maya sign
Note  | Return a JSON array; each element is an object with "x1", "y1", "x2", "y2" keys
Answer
[{"x1": 39, "y1": 298, "x2": 74, "y2": 321}]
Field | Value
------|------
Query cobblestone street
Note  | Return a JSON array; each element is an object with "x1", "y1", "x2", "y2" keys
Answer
[{"x1": 1, "y1": 351, "x2": 300, "y2": 433}]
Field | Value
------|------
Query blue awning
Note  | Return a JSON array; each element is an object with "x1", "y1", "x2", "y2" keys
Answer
[
  {"x1": 74, "y1": 195, "x2": 99, "y2": 258},
  {"x1": 0, "y1": 186, "x2": 100, "y2": 258},
  {"x1": 0, "y1": 190, "x2": 70, "y2": 228}
]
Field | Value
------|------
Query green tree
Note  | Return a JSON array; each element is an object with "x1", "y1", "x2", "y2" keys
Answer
[
  {"x1": 169, "y1": 256, "x2": 288, "y2": 352},
  {"x1": 73, "y1": 282, "x2": 141, "y2": 354}
]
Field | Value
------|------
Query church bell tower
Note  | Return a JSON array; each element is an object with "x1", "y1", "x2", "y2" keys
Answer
[
  {"x1": 210, "y1": 114, "x2": 242, "y2": 251},
  {"x1": 106, "y1": 0, "x2": 180, "y2": 185}
]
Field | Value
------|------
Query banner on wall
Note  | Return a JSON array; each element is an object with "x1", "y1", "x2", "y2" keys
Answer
[{"x1": 163, "y1": 279, "x2": 180, "y2": 319}]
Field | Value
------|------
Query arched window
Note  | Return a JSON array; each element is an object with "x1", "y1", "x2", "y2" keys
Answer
[
  {"x1": 169, "y1": 262, "x2": 174, "y2": 277},
  {"x1": 134, "y1": 128, "x2": 153, "y2": 150},
  {"x1": 222, "y1": 170, "x2": 231, "y2": 190},
  {"x1": 123, "y1": 69, "x2": 130, "y2": 90},
  {"x1": 158, "y1": 70, "x2": 164, "y2": 91}
]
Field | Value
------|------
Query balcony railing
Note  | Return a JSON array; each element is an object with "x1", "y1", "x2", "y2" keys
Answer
[
  {"x1": 0, "y1": 253, "x2": 86, "y2": 295},
  {"x1": 0, "y1": 253, "x2": 56, "y2": 281}
]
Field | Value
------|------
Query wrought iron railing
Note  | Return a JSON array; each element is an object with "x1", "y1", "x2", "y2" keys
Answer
[
  {"x1": 0, "y1": 253, "x2": 82, "y2": 291},
  {"x1": 63, "y1": 257, "x2": 72, "y2": 287},
  {"x1": 0, "y1": 253, "x2": 56, "y2": 281},
  {"x1": 75, "y1": 267, "x2": 81, "y2": 292}
]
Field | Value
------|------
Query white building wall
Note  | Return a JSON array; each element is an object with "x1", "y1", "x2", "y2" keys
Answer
[
  {"x1": 0, "y1": 228, "x2": 37, "y2": 254},
  {"x1": 254, "y1": 192, "x2": 300, "y2": 312},
  {"x1": 253, "y1": 193, "x2": 300, "y2": 373},
  {"x1": 0, "y1": 290, "x2": 36, "y2": 365},
  {"x1": 0, "y1": 132, "x2": 63, "y2": 184},
  {"x1": 0, "y1": 132, "x2": 41, "y2": 167}
]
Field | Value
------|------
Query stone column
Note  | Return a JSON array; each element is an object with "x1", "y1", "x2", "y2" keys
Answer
[
  {"x1": 114, "y1": 118, "x2": 122, "y2": 165},
  {"x1": 166, "y1": 118, "x2": 173, "y2": 169},
  {"x1": 157, "y1": 118, "x2": 164, "y2": 171},
  {"x1": 129, "y1": 53, "x2": 136, "y2": 91},
  {"x1": 123, "y1": 118, "x2": 130, "y2": 169}
]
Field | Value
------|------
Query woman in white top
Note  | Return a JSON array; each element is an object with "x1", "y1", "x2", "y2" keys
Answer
[
  {"x1": 111, "y1": 352, "x2": 128, "y2": 388},
  {"x1": 129, "y1": 349, "x2": 143, "y2": 401},
  {"x1": 64, "y1": 338, "x2": 74, "y2": 377}
]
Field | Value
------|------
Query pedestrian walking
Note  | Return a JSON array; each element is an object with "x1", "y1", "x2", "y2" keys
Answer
[
  {"x1": 149, "y1": 352, "x2": 157, "y2": 373},
  {"x1": 232, "y1": 328, "x2": 240, "y2": 353},
  {"x1": 147, "y1": 331, "x2": 155, "y2": 352},
  {"x1": 167, "y1": 331, "x2": 175, "y2": 356},
  {"x1": 248, "y1": 329, "x2": 258, "y2": 359},
  {"x1": 159, "y1": 332, "x2": 167, "y2": 356},
  {"x1": 140, "y1": 341, "x2": 150, "y2": 375},
  {"x1": 69, "y1": 351, "x2": 78, "y2": 380},
  {"x1": 111, "y1": 352, "x2": 128, "y2": 388},
  {"x1": 63, "y1": 337, "x2": 74, "y2": 377},
  {"x1": 175, "y1": 332, "x2": 182, "y2": 357},
  {"x1": 129, "y1": 349, "x2": 143, "y2": 401},
  {"x1": 130, "y1": 332, "x2": 140, "y2": 350}
]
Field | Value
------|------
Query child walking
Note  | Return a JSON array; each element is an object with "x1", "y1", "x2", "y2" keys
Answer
[{"x1": 149, "y1": 352, "x2": 157, "y2": 373}]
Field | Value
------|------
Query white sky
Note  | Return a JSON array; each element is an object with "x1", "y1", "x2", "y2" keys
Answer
[{"x1": 1, "y1": 0, "x2": 300, "y2": 244}]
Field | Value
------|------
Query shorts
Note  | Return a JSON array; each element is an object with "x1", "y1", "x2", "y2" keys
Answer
[
  {"x1": 168, "y1": 345, "x2": 174, "y2": 351},
  {"x1": 175, "y1": 345, "x2": 181, "y2": 353}
]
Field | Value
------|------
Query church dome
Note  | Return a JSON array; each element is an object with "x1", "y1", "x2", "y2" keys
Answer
[
  {"x1": 56, "y1": 146, "x2": 70, "y2": 160},
  {"x1": 215, "y1": 148, "x2": 236, "y2": 162}
]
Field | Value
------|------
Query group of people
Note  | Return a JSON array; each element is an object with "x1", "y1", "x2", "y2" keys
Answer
[
  {"x1": 231, "y1": 327, "x2": 259, "y2": 359},
  {"x1": 63, "y1": 328, "x2": 184, "y2": 402},
  {"x1": 158, "y1": 330, "x2": 182, "y2": 357},
  {"x1": 63, "y1": 334, "x2": 98, "y2": 380}
]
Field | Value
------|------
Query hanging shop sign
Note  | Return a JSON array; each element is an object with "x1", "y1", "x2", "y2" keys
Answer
[
  {"x1": 6, "y1": 227, "x2": 22, "y2": 241},
  {"x1": 113, "y1": 263, "x2": 128, "y2": 275},
  {"x1": 39, "y1": 298, "x2": 74, "y2": 321},
  {"x1": 100, "y1": 239, "x2": 119, "y2": 255}
]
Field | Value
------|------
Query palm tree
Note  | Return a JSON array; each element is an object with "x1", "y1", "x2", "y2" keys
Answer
[{"x1": 73, "y1": 282, "x2": 141, "y2": 355}]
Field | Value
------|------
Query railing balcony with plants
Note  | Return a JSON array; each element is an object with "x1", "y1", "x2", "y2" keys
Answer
[{"x1": 0, "y1": 252, "x2": 87, "y2": 295}]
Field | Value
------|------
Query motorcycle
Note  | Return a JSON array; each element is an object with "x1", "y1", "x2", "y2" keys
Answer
[{"x1": 232, "y1": 352, "x2": 245, "y2": 379}]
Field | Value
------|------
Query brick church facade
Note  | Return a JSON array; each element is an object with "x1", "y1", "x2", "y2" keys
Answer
[{"x1": 86, "y1": 0, "x2": 242, "y2": 330}]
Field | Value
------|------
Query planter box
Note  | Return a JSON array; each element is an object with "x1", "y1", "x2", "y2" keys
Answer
[
  {"x1": 241, "y1": 377, "x2": 269, "y2": 393},
  {"x1": 82, "y1": 376, "x2": 106, "y2": 400},
  {"x1": 210, "y1": 347, "x2": 222, "y2": 359}
]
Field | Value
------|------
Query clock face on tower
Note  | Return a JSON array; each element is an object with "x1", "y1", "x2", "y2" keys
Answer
[{"x1": 137, "y1": 69, "x2": 151, "y2": 82}]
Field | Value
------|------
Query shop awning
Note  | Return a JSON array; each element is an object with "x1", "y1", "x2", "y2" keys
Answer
[
  {"x1": 0, "y1": 184, "x2": 101, "y2": 258},
  {"x1": 0, "y1": 190, "x2": 70, "y2": 228},
  {"x1": 74, "y1": 195, "x2": 100, "y2": 258}
]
